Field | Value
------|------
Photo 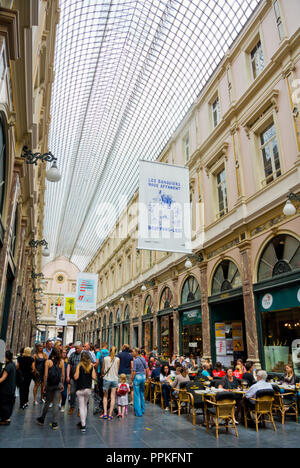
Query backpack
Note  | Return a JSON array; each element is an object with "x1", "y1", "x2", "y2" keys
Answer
[
  {"x1": 117, "y1": 383, "x2": 128, "y2": 396},
  {"x1": 47, "y1": 363, "x2": 61, "y2": 386}
]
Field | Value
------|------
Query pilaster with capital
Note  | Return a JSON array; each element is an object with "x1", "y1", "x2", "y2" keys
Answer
[
  {"x1": 199, "y1": 262, "x2": 211, "y2": 361},
  {"x1": 239, "y1": 241, "x2": 261, "y2": 369}
]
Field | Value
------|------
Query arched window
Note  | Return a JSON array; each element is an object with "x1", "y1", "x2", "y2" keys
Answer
[
  {"x1": 0, "y1": 115, "x2": 6, "y2": 218},
  {"x1": 181, "y1": 276, "x2": 201, "y2": 304},
  {"x1": 144, "y1": 295, "x2": 153, "y2": 315},
  {"x1": 109, "y1": 312, "x2": 113, "y2": 325},
  {"x1": 159, "y1": 287, "x2": 173, "y2": 310},
  {"x1": 116, "y1": 308, "x2": 121, "y2": 322},
  {"x1": 258, "y1": 234, "x2": 300, "y2": 282},
  {"x1": 212, "y1": 260, "x2": 242, "y2": 295},
  {"x1": 124, "y1": 304, "x2": 130, "y2": 320}
]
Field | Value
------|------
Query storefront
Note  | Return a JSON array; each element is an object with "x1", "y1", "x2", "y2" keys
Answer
[
  {"x1": 179, "y1": 276, "x2": 202, "y2": 357},
  {"x1": 158, "y1": 287, "x2": 174, "y2": 358},
  {"x1": 132, "y1": 318, "x2": 139, "y2": 347},
  {"x1": 254, "y1": 234, "x2": 300, "y2": 376},
  {"x1": 142, "y1": 295, "x2": 153, "y2": 353},
  {"x1": 255, "y1": 274, "x2": 300, "y2": 376},
  {"x1": 209, "y1": 260, "x2": 246, "y2": 367}
]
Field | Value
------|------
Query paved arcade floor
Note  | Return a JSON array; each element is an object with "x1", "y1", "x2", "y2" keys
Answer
[{"x1": 0, "y1": 389, "x2": 300, "y2": 448}]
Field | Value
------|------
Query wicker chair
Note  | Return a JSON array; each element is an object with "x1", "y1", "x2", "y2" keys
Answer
[
  {"x1": 144, "y1": 380, "x2": 151, "y2": 401},
  {"x1": 205, "y1": 392, "x2": 239, "y2": 439},
  {"x1": 243, "y1": 389, "x2": 276, "y2": 432},
  {"x1": 151, "y1": 380, "x2": 164, "y2": 408},
  {"x1": 170, "y1": 382, "x2": 189, "y2": 416},
  {"x1": 272, "y1": 385, "x2": 298, "y2": 424},
  {"x1": 185, "y1": 381, "x2": 205, "y2": 425}
]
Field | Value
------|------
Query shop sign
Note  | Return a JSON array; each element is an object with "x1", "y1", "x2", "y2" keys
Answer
[
  {"x1": 182, "y1": 309, "x2": 201, "y2": 325},
  {"x1": 262, "y1": 293, "x2": 273, "y2": 310},
  {"x1": 189, "y1": 342, "x2": 198, "y2": 348},
  {"x1": 259, "y1": 285, "x2": 300, "y2": 312}
]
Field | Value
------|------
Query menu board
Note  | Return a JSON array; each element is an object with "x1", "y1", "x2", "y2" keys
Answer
[{"x1": 232, "y1": 322, "x2": 244, "y2": 352}]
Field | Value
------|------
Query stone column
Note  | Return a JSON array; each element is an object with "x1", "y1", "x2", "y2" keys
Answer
[
  {"x1": 152, "y1": 285, "x2": 158, "y2": 348},
  {"x1": 199, "y1": 262, "x2": 211, "y2": 361},
  {"x1": 172, "y1": 277, "x2": 179, "y2": 356},
  {"x1": 239, "y1": 242, "x2": 261, "y2": 369}
]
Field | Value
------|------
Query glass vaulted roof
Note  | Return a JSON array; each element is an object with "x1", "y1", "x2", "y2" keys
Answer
[{"x1": 44, "y1": 0, "x2": 261, "y2": 271}]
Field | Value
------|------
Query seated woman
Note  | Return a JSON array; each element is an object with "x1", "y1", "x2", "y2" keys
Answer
[
  {"x1": 233, "y1": 364, "x2": 244, "y2": 380},
  {"x1": 278, "y1": 364, "x2": 296, "y2": 386},
  {"x1": 236, "y1": 359, "x2": 246, "y2": 374},
  {"x1": 219, "y1": 368, "x2": 240, "y2": 390},
  {"x1": 160, "y1": 364, "x2": 172, "y2": 410},
  {"x1": 242, "y1": 361, "x2": 256, "y2": 387},
  {"x1": 169, "y1": 354, "x2": 177, "y2": 369},
  {"x1": 170, "y1": 366, "x2": 190, "y2": 390},
  {"x1": 212, "y1": 362, "x2": 226, "y2": 378}
]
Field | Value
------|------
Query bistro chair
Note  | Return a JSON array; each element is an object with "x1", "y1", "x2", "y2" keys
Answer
[
  {"x1": 205, "y1": 392, "x2": 238, "y2": 439},
  {"x1": 144, "y1": 380, "x2": 151, "y2": 401},
  {"x1": 185, "y1": 381, "x2": 205, "y2": 425},
  {"x1": 170, "y1": 382, "x2": 189, "y2": 416},
  {"x1": 272, "y1": 384, "x2": 298, "y2": 424},
  {"x1": 151, "y1": 380, "x2": 164, "y2": 408},
  {"x1": 243, "y1": 389, "x2": 276, "y2": 432}
]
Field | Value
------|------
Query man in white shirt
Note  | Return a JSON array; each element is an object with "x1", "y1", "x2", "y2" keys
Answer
[{"x1": 244, "y1": 370, "x2": 273, "y2": 411}]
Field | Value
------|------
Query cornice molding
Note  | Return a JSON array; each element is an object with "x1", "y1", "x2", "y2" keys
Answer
[{"x1": 0, "y1": 7, "x2": 20, "y2": 61}]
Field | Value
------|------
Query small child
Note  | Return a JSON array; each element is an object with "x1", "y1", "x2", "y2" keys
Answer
[{"x1": 117, "y1": 374, "x2": 130, "y2": 418}]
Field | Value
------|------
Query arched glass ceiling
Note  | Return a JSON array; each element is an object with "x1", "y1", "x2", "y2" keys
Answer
[{"x1": 44, "y1": 0, "x2": 261, "y2": 271}]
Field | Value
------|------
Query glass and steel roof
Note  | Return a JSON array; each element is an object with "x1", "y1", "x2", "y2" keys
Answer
[{"x1": 44, "y1": 0, "x2": 261, "y2": 271}]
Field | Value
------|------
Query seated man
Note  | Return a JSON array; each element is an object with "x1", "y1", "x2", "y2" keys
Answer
[
  {"x1": 244, "y1": 370, "x2": 273, "y2": 410},
  {"x1": 201, "y1": 363, "x2": 214, "y2": 381},
  {"x1": 242, "y1": 361, "x2": 256, "y2": 387}
]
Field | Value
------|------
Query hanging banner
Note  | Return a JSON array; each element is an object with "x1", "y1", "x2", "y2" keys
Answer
[
  {"x1": 56, "y1": 306, "x2": 67, "y2": 326},
  {"x1": 138, "y1": 160, "x2": 192, "y2": 254},
  {"x1": 75, "y1": 272, "x2": 98, "y2": 311},
  {"x1": 64, "y1": 293, "x2": 77, "y2": 320}
]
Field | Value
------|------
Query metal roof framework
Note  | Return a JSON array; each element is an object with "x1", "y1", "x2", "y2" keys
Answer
[{"x1": 44, "y1": 0, "x2": 261, "y2": 270}]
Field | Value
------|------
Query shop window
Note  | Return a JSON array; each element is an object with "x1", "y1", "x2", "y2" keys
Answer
[
  {"x1": 262, "y1": 309, "x2": 300, "y2": 374},
  {"x1": 257, "y1": 235, "x2": 300, "y2": 282},
  {"x1": 144, "y1": 295, "x2": 153, "y2": 315},
  {"x1": 0, "y1": 115, "x2": 6, "y2": 218},
  {"x1": 259, "y1": 122, "x2": 281, "y2": 185},
  {"x1": 250, "y1": 40, "x2": 264, "y2": 80},
  {"x1": 212, "y1": 260, "x2": 242, "y2": 295},
  {"x1": 159, "y1": 287, "x2": 173, "y2": 310},
  {"x1": 181, "y1": 276, "x2": 201, "y2": 304}
]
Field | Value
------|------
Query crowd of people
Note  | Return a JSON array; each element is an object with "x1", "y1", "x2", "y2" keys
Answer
[{"x1": 0, "y1": 340, "x2": 298, "y2": 431}]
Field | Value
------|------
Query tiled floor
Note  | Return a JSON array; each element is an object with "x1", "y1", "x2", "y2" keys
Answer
[{"x1": 0, "y1": 389, "x2": 299, "y2": 448}]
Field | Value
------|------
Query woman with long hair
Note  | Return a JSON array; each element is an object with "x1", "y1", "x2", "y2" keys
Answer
[
  {"x1": 36, "y1": 347, "x2": 65, "y2": 430},
  {"x1": 32, "y1": 343, "x2": 48, "y2": 405},
  {"x1": 59, "y1": 348, "x2": 69, "y2": 412},
  {"x1": 160, "y1": 364, "x2": 172, "y2": 410},
  {"x1": 131, "y1": 347, "x2": 149, "y2": 417},
  {"x1": 100, "y1": 346, "x2": 120, "y2": 420},
  {"x1": 16, "y1": 347, "x2": 34, "y2": 409},
  {"x1": 73, "y1": 351, "x2": 96, "y2": 432}
]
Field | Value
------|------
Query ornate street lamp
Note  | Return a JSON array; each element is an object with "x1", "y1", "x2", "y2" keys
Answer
[
  {"x1": 31, "y1": 271, "x2": 45, "y2": 279},
  {"x1": 184, "y1": 252, "x2": 204, "y2": 269},
  {"x1": 21, "y1": 146, "x2": 61, "y2": 182},
  {"x1": 29, "y1": 239, "x2": 50, "y2": 257},
  {"x1": 283, "y1": 193, "x2": 300, "y2": 216}
]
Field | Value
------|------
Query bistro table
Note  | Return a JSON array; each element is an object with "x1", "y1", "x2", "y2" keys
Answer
[{"x1": 194, "y1": 388, "x2": 247, "y2": 425}]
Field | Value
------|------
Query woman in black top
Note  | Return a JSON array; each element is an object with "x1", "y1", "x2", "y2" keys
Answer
[
  {"x1": 17, "y1": 347, "x2": 34, "y2": 409},
  {"x1": 74, "y1": 351, "x2": 96, "y2": 432},
  {"x1": 0, "y1": 351, "x2": 16, "y2": 425}
]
